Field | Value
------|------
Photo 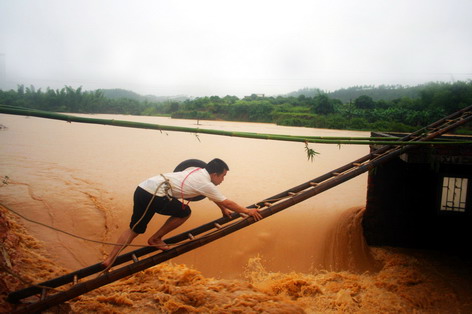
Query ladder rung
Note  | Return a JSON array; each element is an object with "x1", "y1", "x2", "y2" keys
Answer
[
  {"x1": 288, "y1": 192, "x2": 296, "y2": 196},
  {"x1": 264, "y1": 202, "x2": 271, "y2": 207},
  {"x1": 309, "y1": 182, "x2": 319, "y2": 186},
  {"x1": 214, "y1": 223, "x2": 222, "y2": 229},
  {"x1": 41, "y1": 288, "x2": 47, "y2": 301},
  {"x1": 332, "y1": 172, "x2": 341, "y2": 176},
  {"x1": 188, "y1": 233, "x2": 195, "y2": 240},
  {"x1": 353, "y1": 163, "x2": 362, "y2": 167},
  {"x1": 240, "y1": 213, "x2": 248, "y2": 218},
  {"x1": 131, "y1": 254, "x2": 139, "y2": 263},
  {"x1": 73, "y1": 274, "x2": 78, "y2": 285}
]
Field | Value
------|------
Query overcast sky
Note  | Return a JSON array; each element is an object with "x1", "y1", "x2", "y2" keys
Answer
[{"x1": 1, "y1": 0, "x2": 471, "y2": 97}]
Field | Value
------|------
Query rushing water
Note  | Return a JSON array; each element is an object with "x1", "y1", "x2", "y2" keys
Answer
[
  {"x1": 1, "y1": 113, "x2": 471, "y2": 313},
  {"x1": 0, "y1": 113, "x2": 371, "y2": 275}
]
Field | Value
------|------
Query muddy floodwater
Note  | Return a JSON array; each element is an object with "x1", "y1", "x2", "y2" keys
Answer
[{"x1": 1, "y1": 113, "x2": 471, "y2": 313}]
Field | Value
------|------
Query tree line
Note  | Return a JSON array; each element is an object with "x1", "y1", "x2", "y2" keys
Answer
[{"x1": 1, "y1": 81, "x2": 471, "y2": 133}]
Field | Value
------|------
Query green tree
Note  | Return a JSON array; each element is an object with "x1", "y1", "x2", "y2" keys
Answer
[
  {"x1": 354, "y1": 95, "x2": 375, "y2": 109},
  {"x1": 312, "y1": 94, "x2": 335, "y2": 114}
]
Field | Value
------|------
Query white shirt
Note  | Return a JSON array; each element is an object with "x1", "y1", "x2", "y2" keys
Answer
[{"x1": 138, "y1": 167, "x2": 226, "y2": 202}]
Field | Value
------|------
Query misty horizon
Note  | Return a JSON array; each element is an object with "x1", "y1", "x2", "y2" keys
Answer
[{"x1": 1, "y1": 0, "x2": 471, "y2": 98}]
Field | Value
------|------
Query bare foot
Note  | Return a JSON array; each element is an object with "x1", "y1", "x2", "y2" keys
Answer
[
  {"x1": 148, "y1": 238, "x2": 170, "y2": 251},
  {"x1": 102, "y1": 259, "x2": 113, "y2": 269}
]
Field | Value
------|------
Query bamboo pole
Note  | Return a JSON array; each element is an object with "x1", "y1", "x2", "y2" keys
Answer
[{"x1": 1, "y1": 105, "x2": 471, "y2": 146}]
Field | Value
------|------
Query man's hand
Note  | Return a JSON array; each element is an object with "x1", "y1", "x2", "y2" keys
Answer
[
  {"x1": 246, "y1": 208, "x2": 263, "y2": 221},
  {"x1": 215, "y1": 199, "x2": 263, "y2": 221},
  {"x1": 221, "y1": 207, "x2": 233, "y2": 218}
]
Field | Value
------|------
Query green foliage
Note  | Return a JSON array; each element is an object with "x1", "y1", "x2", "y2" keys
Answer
[
  {"x1": 1, "y1": 81, "x2": 471, "y2": 134},
  {"x1": 304, "y1": 142, "x2": 320, "y2": 162}
]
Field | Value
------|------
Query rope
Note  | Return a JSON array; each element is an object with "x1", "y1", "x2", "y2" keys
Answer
[
  {"x1": 0, "y1": 202, "x2": 148, "y2": 248},
  {"x1": 131, "y1": 174, "x2": 172, "y2": 232},
  {"x1": 0, "y1": 173, "x2": 173, "y2": 252},
  {"x1": 180, "y1": 167, "x2": 201, "y2": 209}
]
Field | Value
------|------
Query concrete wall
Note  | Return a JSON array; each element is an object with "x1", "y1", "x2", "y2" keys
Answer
[{"x1": 363, "y1": 142, "x2": 472, "y2": 254}]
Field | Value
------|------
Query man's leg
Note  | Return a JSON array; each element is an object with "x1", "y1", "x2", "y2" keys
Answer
[
  {"x1": 148, "y1": 216, "x2": 190, "y2": 249},
  {"x1": 103, "y1": 228, "x2": 139, "y2": 267}
]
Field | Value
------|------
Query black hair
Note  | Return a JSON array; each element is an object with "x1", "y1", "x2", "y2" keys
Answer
[{"x1": 205, "y1": 158, "x2": 229, "y2": 174}]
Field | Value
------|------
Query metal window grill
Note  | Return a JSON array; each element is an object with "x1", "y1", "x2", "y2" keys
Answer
[{"x1": 441, "y1": 177, "x2": 467, "y2": 212}]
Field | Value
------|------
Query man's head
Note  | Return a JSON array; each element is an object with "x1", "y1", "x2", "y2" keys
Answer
[{"x1": 206, "y1": 158, "x2": 229, "y2": 186}]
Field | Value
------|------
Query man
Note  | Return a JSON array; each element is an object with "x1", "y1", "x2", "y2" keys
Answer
[{"x1": 103, "y1": 158, "x2": 262, "y2": 267}]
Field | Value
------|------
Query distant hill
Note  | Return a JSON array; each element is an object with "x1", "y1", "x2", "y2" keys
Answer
[
  {"x1": 100, "y1": 88, "x2": 190, "y2": 102},
  {"x1": 99, "y1": 84, "x2": 428, "y2": 104},
  {"x1": 287, "y1": 85, "x2": 422, "y2": 103}
]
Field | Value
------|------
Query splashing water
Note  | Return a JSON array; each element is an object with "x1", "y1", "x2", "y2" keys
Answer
[{"x1": 2, "y1": 204, "x2": 471, "y2": 313}]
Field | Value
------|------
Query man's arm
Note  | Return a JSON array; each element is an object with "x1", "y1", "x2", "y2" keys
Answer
[{"x1": 215, "y1": 199, "x2": 263, "y2": 221}]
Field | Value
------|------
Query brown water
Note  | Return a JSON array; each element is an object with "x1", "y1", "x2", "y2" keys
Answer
[{"x1": 1, "y1": 113, "x2": 471, "y2": 313}]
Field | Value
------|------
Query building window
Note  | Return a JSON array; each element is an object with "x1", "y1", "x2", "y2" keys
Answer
[{"x1": 440, "y1": 177, "x2": 467, "y2": 212}]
